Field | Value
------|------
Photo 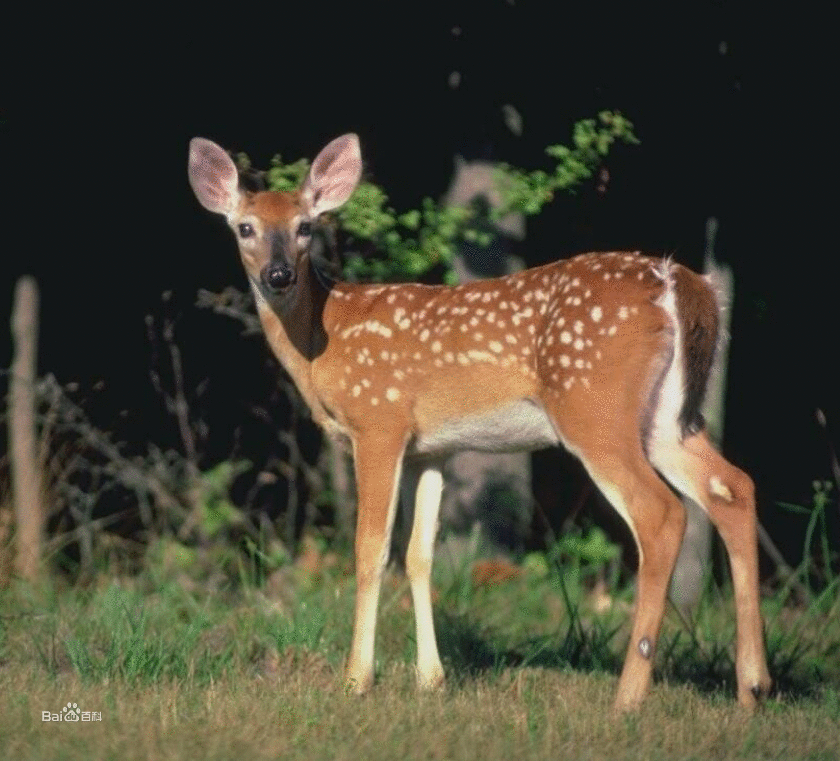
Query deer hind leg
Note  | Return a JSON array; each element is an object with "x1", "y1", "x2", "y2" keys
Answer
[
  {"x1": 404, "y1": 464, "x2": 445, "y2": 690},
  {"x1": 573, "y1": 443, "x2": 687, "y2": 712},
  {"x1": 345, "y1": 431, "x2": 408, "y2": 695},
  {"x1": 650, "y1": 429, "x2": 772, "y2": 706}
]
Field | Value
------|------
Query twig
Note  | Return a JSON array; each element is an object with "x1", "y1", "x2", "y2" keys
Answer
[
  {"x1": 196, "y1": 287, "x2": 261, "y2": 335},
  {"x1": 757, "y1": 521, "x2": 809, "y2": 599},
  {"x1": 145, "y1": 313, "x2": 200, "y2": 481},
  {"x1": 815, "y1": 408, "x2": 840, "y2": 519},
  {"x1": 37, "y1": 375, "x2": 185, "y2": 521}
]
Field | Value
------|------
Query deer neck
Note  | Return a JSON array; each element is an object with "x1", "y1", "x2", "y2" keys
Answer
[{"x1": 251, "y1": 253, "x2": 332, "y2": 416}]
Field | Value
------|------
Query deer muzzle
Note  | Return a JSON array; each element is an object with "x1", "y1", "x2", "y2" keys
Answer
[{"x1": 261, "y1": 260, "x2": 294, "y2": 291}]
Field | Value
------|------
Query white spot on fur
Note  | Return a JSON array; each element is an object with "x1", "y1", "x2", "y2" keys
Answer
[
  {"x1": 709, "y1": 476, "x2": 733, "y2": 502},
  {"x1": 467, "y1": 349, "x2": 496, "y2": 364}
]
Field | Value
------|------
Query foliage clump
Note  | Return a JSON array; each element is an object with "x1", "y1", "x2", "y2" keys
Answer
[{"x1": 250, "y1": 111, "x2": 638, "y2": 284}]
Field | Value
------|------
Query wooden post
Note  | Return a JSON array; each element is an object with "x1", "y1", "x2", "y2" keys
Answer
[{"x1": 9, "y1": 276, "x2": 43, "y2": 582}]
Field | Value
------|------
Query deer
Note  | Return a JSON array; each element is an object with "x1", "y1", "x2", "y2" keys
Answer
[{"x1": 188, "y1": 132, "x2": 771, "y2": 711}]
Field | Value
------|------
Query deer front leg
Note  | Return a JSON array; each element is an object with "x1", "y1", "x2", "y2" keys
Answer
[{"x1": 345, "y1": 431, "x2": 408, "y2": 695}]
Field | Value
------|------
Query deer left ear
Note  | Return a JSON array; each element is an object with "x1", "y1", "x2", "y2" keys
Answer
[{"x1": 301, "y1": 133, "x2": 362, "y2": 216}]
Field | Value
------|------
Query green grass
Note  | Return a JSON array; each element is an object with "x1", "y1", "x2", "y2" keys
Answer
[{"x1": 1, "y1": 561, "x2": 839, "y2": 760}]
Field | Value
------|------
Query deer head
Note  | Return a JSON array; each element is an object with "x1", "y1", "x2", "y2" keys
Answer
[{"x1": 188, "y1": 134, "x2": 362, "y2": 303}]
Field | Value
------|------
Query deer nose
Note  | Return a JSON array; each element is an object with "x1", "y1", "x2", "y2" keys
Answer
[{"x1": 262, "y1": 261, "x2": 293, "y2": 291}]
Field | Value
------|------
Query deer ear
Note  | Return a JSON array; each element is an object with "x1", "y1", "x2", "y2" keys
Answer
[
  {"x1": 301, "y1": 134, "x2": 362, "y2": 216},
  {"x1": 188, "y1": 138, "x2": 241, "y2": 215}
]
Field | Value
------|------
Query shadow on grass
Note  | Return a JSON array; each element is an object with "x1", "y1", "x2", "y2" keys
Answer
[
  {"x1": 433, "y1": 609, "x2": 829, "y2": 703},
  {"x1": 434, "y1": 608, "x2": 621, "y2": 686}
]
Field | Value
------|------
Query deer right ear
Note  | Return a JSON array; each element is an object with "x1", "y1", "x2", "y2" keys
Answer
[
  {"x1": 188, "y1": 138, "x2": 241, "y2": 216},
  {"x1": 301, "y1": 134, "x2": 363, "y2": 216}
]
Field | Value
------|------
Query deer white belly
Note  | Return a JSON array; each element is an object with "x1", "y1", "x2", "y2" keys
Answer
[{"x1": 411, "y1": 398, "x2": 560, "y2": 455}]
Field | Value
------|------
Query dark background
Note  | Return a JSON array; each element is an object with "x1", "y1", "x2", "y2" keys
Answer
[{"x1": 4, "y1": 3, "x2": 834, "y2": 563}]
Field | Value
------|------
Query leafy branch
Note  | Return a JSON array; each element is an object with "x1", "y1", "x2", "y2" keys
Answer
[{"x1": 255, "y1": 110, "x2": 638, "y2": 284}]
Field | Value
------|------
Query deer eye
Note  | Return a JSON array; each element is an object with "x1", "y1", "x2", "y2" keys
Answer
[
  {"x1": 238, "y1": 223, "x2": 254, "y2": 238},
  {"x1": 297, "y1": 221, "x2": 312, "y2": 238}
]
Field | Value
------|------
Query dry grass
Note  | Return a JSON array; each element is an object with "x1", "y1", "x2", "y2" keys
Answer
[{"x1": 3, "y1": 664, "x2": 839, "y2": 761}]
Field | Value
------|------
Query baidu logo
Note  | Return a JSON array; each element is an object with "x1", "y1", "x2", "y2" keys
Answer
[{"x1": 42, "y1": 702, "x2": 102, "y2": 722}]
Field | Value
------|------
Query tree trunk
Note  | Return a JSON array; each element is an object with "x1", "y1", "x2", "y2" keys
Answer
[
  {"x1": 435, "y1": 158, "x2": 532, "y2": 561},
  {"x1": 329, "y1": 438, "x2": 355, "y2": 547},
  {"x1": 669, "y1": 217, "x2": 731, "y2": 610}
]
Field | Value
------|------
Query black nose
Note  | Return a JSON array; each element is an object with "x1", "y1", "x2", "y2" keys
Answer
[{"x1": 262, "y1": 262, "x2": 293, "y2": 291}]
